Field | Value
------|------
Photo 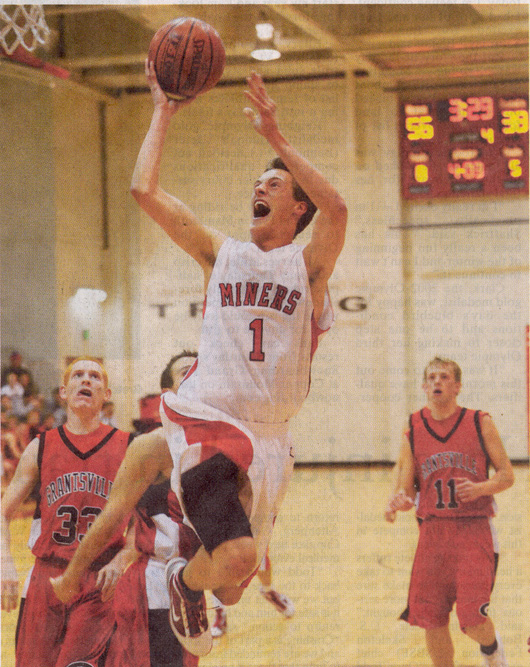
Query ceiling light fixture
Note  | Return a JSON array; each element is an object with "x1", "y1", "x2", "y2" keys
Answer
[{"x1": 251, "y1": 21, "x2": 281, "y2": 61}]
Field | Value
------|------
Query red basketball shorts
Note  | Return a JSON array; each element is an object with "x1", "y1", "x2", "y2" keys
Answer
[
  {"x1": 404, "y1": 516, "x2": 497, "y2": 631},
  {"x1": 16, "y1": 558, "x2": 116, "y2": 667}
]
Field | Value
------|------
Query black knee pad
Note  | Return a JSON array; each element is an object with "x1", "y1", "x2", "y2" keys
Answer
[{"x1": 181, "y1": 453, "x2": 252, "y2": 553}]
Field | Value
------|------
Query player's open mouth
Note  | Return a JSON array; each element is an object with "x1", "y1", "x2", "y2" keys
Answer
[
  {"x1": 253, "y1": 201, "x2": 271, "y2": 218},
  {"x1": 78, "y1": 388, "x2": 92, "y2": 397}
]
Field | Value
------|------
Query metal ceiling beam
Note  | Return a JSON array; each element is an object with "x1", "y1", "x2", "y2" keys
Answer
[
  {"x1": 342, "y1": 18, "x2": 528, "y2": 55},
  {"x1": 267, "y1": 4, "x2": 379, "y2": 75},
  {"x1": 53, "y1": 37, "x2": 323, "y2": 71},
  {"x1": 41, "y1": 5, "x2": 528, "y2": 95},
  {"x1": 44, "y1": 5, "x2": 109, "y2": 15},
  {"x1": 471, "y1": 4, "x2": 528, "y2": 19},
  {"x1": 380, "y1": 59, "x2": 529, "y2": 87},
  {"x1": 82, "y1": 57, "x2": 349, "y2": 91},
  {"x1": 267, "y1": 4, "x2": 344, "y2": 50}
]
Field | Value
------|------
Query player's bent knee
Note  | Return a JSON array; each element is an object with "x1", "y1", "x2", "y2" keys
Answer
[
  {"x1": 214, "y1": 536, "x2": 257, "y2": 581},
  {"x1": 214, "y1": 585, "x2": 245, "y2": 606},
  {"x1": 181, "y1": 453, "x2": 253, "y2": 553}
]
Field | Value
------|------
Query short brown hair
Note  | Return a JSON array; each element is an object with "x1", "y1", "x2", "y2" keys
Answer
[
  {"x1": 265, "y1": 157, "x2": 317, "y2": 237},
  {"x1": 160, "y1": 350, "x2": 198, "y2": 391},
  {"x1": 423, "y1": 357, "x2": 461, "y2": 383}
]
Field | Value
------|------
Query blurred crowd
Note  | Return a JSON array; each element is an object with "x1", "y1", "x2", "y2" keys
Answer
[{"x1": 0, "y1": 351, "x2": 117, "y2": 489}]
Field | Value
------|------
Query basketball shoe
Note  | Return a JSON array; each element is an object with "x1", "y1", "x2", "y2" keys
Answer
[
  {"x1": 480, "y1": 632, "x2": 508, "y2": 667},
  {"x1": 259, "y1": 586, "x2": 295, "y2": 618},
  {"x1": 166, "y1": 557, "x2": 212, "y2": 656},
  {"x1": 211, "y1": 605, "x2": 228, "y2": 637}
]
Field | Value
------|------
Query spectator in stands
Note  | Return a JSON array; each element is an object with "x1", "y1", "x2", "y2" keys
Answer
[
  {"x1": 1, "y1": 394, "x2": 13, "y2": 416},
  {"x1": 17, "y1": 409, "x2": 42, "y2": 449},
  {"x1": 49, "y1": 387, "x2": 67, "y2": 427},
  {"x1": 25, "y1": 392, "x2": 45, "y2": 413},
  {"x1": 18, "y1": 370, "x2": 37, "y2": 400},
  {"x1": 40, "y1": 413, "x2": 55, "y2": 432},
  {"x1": 1, "y1": 351, "x2": 33, "y2": 387},
  {"x1": 1, "y1": 373, "x2": 25, "y2": 418},
  {"x1": 1, "y1": 431, "x2": 23, "y2": 487},
  {"x1": 1, "y1": 409, "x2": 24, "y2": 487}
]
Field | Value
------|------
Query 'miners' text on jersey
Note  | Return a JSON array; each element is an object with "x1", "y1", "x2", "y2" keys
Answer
[
  {"x1": 30, "y1": 424, "x2": 131, "y2": 562},
  {"x1": 177, "y1": 238, "x2": 333, "y2": 423},
  {"x1": 409, "y1": 407, "x2": 495, "y2": 519}
]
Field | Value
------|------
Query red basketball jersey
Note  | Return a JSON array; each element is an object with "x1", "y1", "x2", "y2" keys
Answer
[
  {"x1": 409, "y1": 407, "x2": 494, "y2": 519},
  {"x1": 31, "y1": 424, "x2": 131, "y2": 562}
]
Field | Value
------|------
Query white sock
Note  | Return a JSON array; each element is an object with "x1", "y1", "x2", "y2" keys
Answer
[{"x1": 211, "y1": 593, "x2": 225, "y2": 609}]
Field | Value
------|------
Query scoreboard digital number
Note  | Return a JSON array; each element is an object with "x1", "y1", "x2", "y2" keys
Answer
[{"x1": 400, "y1": 95, "x2": 528, "y2": 200}]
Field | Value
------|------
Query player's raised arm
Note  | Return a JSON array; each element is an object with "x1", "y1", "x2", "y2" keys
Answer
[
  {"x1": 130, "y1": 60, "x2": 225, "y2": 280},
  {"x1": 243, "y1": 72, "x2": 347, "y2": 297},
  {"x1": 1, "y1": 438, "x2": 40, "y2": 611},
  {"x1": 50, "y1": 429, "x2": 172, "y2": 603}
]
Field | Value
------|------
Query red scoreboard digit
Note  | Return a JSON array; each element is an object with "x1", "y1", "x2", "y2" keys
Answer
[{"x1": 400, "y1": 95, "x2": 529, "y2": 199}]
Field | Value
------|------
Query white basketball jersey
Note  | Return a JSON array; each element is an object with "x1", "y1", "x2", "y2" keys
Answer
[{"x1": 176, "y1": 238, "x2": 333, "y2": 423}]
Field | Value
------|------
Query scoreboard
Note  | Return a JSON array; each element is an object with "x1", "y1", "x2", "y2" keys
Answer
[{"x1": 399, "y1": 95, "x2": 528, "y2": 200}]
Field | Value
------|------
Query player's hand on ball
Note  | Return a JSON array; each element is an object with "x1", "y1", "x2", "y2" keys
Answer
[
  {"x1": 243, "y1": 72, "x2": 279, "y2": 137},
  {"x1": 145, "y1": 60, "x2": 194, "y2": 113},
  {"x1": 50, "y1": 573, "x2": 80, "y2": 604}
]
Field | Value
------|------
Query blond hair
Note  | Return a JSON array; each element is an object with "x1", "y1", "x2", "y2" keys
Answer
[
  {"x1": 423, "y1": 356, "x2": 462, "y2": 383},
  {"x1": 63, "y1": 356, "x2": 108, "y2": 387}
]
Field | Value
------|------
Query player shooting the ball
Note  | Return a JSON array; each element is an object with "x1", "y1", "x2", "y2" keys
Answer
[{"x1": 51, "y1": 59, "x2": 348, "y2": 658}]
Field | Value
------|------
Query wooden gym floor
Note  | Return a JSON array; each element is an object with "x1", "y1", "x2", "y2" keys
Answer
[{"x1": 2, "y1": 464, "x2": 528, "y2": 667}]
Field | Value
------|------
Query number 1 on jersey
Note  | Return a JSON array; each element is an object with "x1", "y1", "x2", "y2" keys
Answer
[{"x1": 249, "y1": 318, "x2": 265, "y2": 361}]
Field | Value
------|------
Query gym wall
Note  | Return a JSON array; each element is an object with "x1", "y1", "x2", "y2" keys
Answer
[{"x1": 1, "y1": 73, "x2": 527, "y2": 461}]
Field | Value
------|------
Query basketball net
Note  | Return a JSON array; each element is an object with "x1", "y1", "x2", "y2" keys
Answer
[{"x1": 0, "y1": 4, "x2": 50, "y2": 55}]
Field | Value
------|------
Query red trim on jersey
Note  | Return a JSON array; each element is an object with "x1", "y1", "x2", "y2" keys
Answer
[
  {"x1": 163, "y1": 404, "x2": 253, "y2": 471},
  {"x1": 177, "y1": 520, "x2": 203, "y2": 562},
  {"x1": 306, "y1": 313, "x2": 328, "y2": 397},
  {"x1": 167, "y1": 487, "x2": 185, "y2": 523},
  {"x1": 310, "y1": 313, "x2": 325, "y2": 361},
  {"x1": 134, "y1": 508, "x2": 157, "y2": 555},
  {"x1": 180, "y1": 358, "x2": 198, "y2": 388}
]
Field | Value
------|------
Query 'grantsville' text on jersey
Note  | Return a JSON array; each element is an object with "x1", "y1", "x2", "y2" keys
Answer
[
  {"x1": 409, "y1": 407, "x2": 495, "y2": 519},
  {"x1": 178, "y1": 238, "x2": 334, "y2": 423},
  {"x1": 30, "y1": 424, "x2": 132, "y2": 562}
]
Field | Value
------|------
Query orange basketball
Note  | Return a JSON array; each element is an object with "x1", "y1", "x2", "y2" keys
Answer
[{"x1": 148, "y1": 17, "x2": 226, "y2": 100}]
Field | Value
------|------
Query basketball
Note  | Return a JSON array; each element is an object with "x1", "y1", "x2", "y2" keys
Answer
[{"x1": 148, "y1": 17, "x2": 226, "y2": 100}]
